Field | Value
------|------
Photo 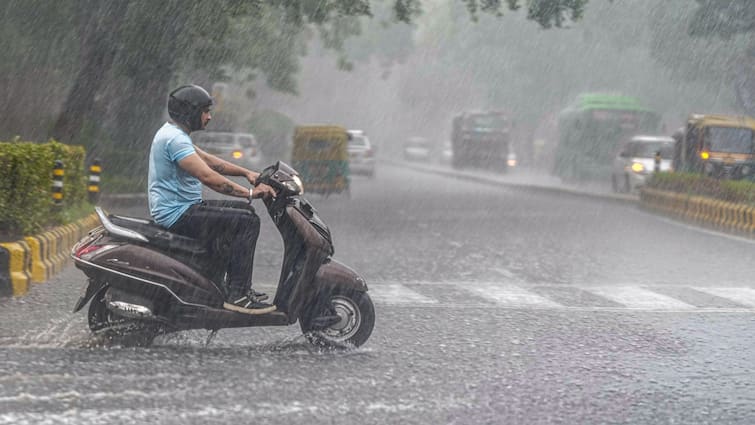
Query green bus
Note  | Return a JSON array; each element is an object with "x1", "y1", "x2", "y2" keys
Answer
[{"x1": 553, "y1": 93, "x2": 661, "y2": 181}]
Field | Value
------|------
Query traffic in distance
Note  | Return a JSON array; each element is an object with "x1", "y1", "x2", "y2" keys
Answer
[{"x1": 398, "y1": 93, "x2": 754, "y2": 194}]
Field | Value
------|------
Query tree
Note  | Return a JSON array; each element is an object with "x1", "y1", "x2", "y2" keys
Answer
[
  {"x1": 1, "y1": 0, "x2": 589, "y2": 182},
  {"x1": 686, "y1": 0, "x2": 755, "y2": 116},
  {"x1": 51, "y1": 1, "x2": 128, "y2": 145},
  {"x1": 648, "y1": 1, "x2": 755, "y2": 117},
  {"x1": 0, "y1": 0, "x2": 80, "y2": 141},
  {"x1": 246, "y1": 110, "x2": 296, "y2": 160}
]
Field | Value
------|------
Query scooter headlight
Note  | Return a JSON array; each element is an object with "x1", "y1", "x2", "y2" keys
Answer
[{"x1": 284, "y1": 175, "x2": 304, "y2": 195}]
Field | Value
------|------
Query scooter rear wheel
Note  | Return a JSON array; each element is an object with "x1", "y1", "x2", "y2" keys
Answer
[
  {"x1": 300, "y1": 289, "x2": 375, "y2": 348},
  {"x1": 88, "y1": 286, "x2": 161, "y2": 347}
]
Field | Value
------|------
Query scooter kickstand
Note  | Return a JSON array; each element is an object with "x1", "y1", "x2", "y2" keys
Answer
[{"x1": 205, "y1": 330, "x2": 218, "y2": 347}]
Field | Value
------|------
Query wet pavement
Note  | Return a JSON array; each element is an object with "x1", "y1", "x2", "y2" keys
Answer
[{"x1": 2, "y1": 163, "x2": 754, "y2": 424}]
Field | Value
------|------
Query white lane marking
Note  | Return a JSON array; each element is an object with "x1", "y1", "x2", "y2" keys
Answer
[
  {"x1": 368, "y1": 283, "x2": 437, "y2": 304},
  {"x1": 462, "y1": 283, "x2": 562, "y2": 308},
  {"x1": 0, "y1": 389, "x2": 175, "y2": 403},
  {"x1": 693, "y1": 287, "x2": 755, "y2": 307},
  {"x1": 367, "y1": 282, "x2": 755, "y2": 312},
  {"x1": 584, "y1": 286, "x2": 695, "y2": 310}
]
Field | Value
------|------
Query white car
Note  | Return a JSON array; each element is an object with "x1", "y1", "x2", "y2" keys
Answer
[
  {"x1": 347, "y1": 130, "x2": 376, "y2": 178},
  {"x1": 192, "y1": 131, "x2": 263, "y2": 169},
  {"x1": 611, "y1": 135, "x2": 674, "y2": 193},
  {"x1": 439, "y1": 140, "x2": 453, "y2": 164},
  {"x1": 404, "y1": 137, "x2": 431, "y2": 161}
]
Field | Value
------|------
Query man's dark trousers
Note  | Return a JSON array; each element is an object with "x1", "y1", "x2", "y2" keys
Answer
[{"x1": 170, "y1": 200, "x2": 260, "y2": 300}]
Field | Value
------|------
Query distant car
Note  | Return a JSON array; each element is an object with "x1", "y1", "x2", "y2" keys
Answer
[
  {"x1": 404, "y1": 137, "x2": 431, "y2": 161},
  {"x1": 234, "y1": 132, "x2": 263, "y2": 168},
  {"x1": 439, "y1": 140, "x2": 453, "y2": 164},
  {"x1": 347, "y1": 130, "x2": 376, "y2": 178},
  {"x1": 611, "y1": 135, "x2": 674, "y2": 193},
  {"x1": 192, "y1": 131, "x2": 262, "y2": 169},
  {"x1": 507, "y1": 152, "x2": 517, "y2": 168}
]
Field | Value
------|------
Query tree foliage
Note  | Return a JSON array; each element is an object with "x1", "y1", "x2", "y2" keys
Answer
[
  {"x1": 688, "y1": 0, "x2": 755, "y2": 39},
  {"x1": 648, "y1": 0, "x2": 755, "y2": 117},
  {"x1": 0, "y1": 0, "x2": 589, "y2": 182}
]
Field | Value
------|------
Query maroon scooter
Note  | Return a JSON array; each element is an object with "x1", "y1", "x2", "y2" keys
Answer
[{"x1": 71, "y1": 161, "x2": 374, "y2": 348}]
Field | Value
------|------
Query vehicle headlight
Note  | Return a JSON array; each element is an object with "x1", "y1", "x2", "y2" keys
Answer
[
  {"x1": 293, "y1": 175, "x2": 304, "y2": 193},
  {"x1": 284, "y1": 175, "x2": 304, "y2": 194},
  {"x1": 630, "y1": 162, "x2": 645, "y2": 173}
]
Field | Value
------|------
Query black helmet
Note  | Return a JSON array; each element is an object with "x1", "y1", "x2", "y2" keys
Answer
[{"x1": 168, "y1": 85, "x2": 213, "y2": 132}]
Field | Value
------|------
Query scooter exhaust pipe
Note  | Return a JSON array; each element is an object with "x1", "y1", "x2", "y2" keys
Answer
[
  {"x1": 106, "y1": 300, "x2": 154, "y2": 319},
  {"x1": 103, "y1": 286, "x2": 156, "y2": 320}
]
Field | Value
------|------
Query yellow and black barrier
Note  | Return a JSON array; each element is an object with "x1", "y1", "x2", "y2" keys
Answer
[
  {"x1": 52, "y1": 160, "x2": 64, "y2": 205},
  {"x1": 0, "y1": 241, "x2": 32, "y2": 297},
  {"x1": 88, "y1": 159, "x2": 101, "y2": 204},
  {"x1": 0, "y1": 213, "x2": 99, "y2": 297},
  {"x1": 640, "y1": 188, "x2": 755, "y2": 237}
]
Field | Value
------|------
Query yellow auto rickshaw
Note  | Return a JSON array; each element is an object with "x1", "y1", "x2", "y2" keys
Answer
[
  {"x1": 291, "y1": 125, "x2": 350, "y2": 197},
  {"x1": 672, "y1": 114, "x2": 755, "y2": 180}
]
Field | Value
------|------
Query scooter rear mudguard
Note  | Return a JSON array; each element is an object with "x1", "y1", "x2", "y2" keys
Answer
[{"x1": 75, "y1": 243, "x2": 225, "y2": 308}]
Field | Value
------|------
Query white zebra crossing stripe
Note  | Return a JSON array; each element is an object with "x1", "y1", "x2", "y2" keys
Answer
[
  {"x1": 693, "y1": 287, "x2": 755, "y2": 307},
  {"x1": 367, "y1": 282, "x2": 755, "y2": 312},
  {"x1": 557, "y1": 286, "x2": 696, "y2": 310},
  {"x1": 368, "y1": 283, "x2": 437, "y2": 304},
  {"x1": 462, "y1": 283, "x2": 562, "y2": 308}
]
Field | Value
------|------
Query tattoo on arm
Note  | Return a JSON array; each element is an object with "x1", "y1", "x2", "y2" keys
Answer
[
  {"x1": 211, "y1": 164, "x2": 225, "y2": 173},
  {"x1": 220, "y1": 183, "x2": 234, "y2": 194}
]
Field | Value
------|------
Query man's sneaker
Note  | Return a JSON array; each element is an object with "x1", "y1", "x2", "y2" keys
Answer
[{"x1": 223, "y1": 293, "x2": 276, "y2": 315}]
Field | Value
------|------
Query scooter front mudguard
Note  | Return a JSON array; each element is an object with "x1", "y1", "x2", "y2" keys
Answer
[{"x1": 313, "y1": 259, "x2": 368, "y2": 293}]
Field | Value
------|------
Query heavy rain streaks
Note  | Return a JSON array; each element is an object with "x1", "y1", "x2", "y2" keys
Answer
[{"x1": 2, "y1": 1, "x2": 755, "y2": 424}]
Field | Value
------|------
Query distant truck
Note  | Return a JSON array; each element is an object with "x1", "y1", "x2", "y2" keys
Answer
[
  {"x1": 672, "y1": 114, "x2": 755, "y2": 180},
  {"x1": 451, "y1": 111, "x2": 512, "y2": 172}
]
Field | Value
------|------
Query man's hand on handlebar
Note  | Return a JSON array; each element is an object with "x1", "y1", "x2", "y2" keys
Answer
[
  {"x1": 245, "y1": 171, "x2": 260, "y2": 186},
  {"x1": 250, "y1": 183, "x2": 276, "y2": 200}
]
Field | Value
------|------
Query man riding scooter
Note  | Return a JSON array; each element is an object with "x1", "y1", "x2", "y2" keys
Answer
[{"x1": 148, "y1": 84, "x2": 276, "y2": 314}]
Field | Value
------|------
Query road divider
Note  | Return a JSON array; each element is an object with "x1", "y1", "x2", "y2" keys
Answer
[
  {"x1": 641, "y1": 188, "x2": 754, "y2": 238},
  {"x1": 0, "y1": 241, "x2": 32, "y2": 296},
  {"x1": 0, "y1": 213, "x2": 99, "y2": 297}
]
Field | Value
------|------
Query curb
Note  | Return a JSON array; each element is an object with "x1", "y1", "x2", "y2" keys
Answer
[
  {"x1": 0, "y1": 240, "x2": 31, "y2": 297},
  {"x1": 0, "y1": 213, "x2": 100, "y2": 297}
]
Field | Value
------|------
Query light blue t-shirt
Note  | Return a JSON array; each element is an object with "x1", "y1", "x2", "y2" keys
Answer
[{"x1": 148, "y1": 122, "x2": 202, "y2": 228}]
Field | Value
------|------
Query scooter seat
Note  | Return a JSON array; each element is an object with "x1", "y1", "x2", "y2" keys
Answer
[{"x1": 109, "y1": 214, "x2": 208, "y2": 256}]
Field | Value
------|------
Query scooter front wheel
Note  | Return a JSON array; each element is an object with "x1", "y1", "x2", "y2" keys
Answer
[{"x1": 300, "y1": 289, "x2": 375, "y2": 348}]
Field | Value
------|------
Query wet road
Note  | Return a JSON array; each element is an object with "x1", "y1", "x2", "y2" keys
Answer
[{"x1": 2, "y1": 163, "x2": 755, "y2": 424}]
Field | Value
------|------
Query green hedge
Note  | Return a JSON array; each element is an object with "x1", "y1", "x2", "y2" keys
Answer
[
  {"x1": 0, "y1": 139, "x2": 89, "y2": 240},
  {"x1": 647, "y1": 172, "x2": 755, "y2": 206}
]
